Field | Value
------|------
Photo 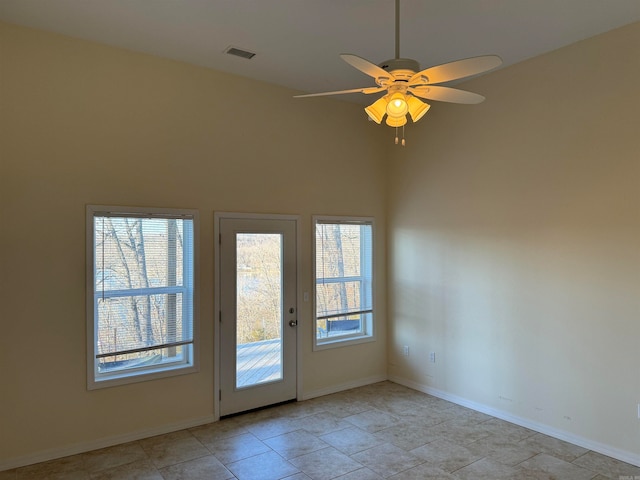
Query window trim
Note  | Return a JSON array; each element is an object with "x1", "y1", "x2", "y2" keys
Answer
[
  {"x1": 86, "y1": 205, "x2": 200, "y2": 390},
  {"x1": 312, "y1": 215, "x2": 375, "y2": 351}
]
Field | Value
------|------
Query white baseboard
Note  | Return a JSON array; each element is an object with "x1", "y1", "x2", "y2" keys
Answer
[
  {"x1": 7, "y1": 375, "x2": 637, "y2": 471},
  {"x1": 2, "y1": 374, "x2": 388, "y2": 472},
  {"x1": 0, "y1": 415, "x2": 215, "y2": 472},
  {"x1": 301, "y1": 374, "x2": 389, "y2": 401},
  {"x1": 2, "y1": 374, "x2": 389, "y2": 472},
  {"x1": 388, "y1": 375, "x2": 640, "y2": 468}
]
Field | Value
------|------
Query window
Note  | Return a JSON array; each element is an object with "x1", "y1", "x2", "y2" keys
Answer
[
  {"x1": 313, "y1": 216, "x2": 374, "y2": 349},
  {"x1": 86, "y1": 205, "x2": 198, "y2": 389}
]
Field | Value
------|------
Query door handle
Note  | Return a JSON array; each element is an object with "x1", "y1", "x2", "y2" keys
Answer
[{"x1": 289, "y1": 320, "x2": 298, "y2": 327}]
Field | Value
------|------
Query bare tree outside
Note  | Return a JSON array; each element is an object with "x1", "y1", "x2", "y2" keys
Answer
[
  {"x1": 315, "y1": 223, "x2": 366, "y2": 336},
  {"x1": 94, "y1": 216, "x2": 190, "y2": 373},
  {"x1": 236, "y1": 233, "x2": 282, "y2": 345},
  {"x1": 93, "y1": 215, "x2": 368, "y2": 377}
]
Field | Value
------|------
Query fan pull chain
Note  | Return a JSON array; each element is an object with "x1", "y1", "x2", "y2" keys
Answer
[{"x1": 394, "y1": 126, "x2": 406, "y2": 146}]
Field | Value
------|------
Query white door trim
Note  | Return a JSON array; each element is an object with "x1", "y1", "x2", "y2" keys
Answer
[{"x1": 213, "y1": 212, "x2": 302, "y2": 420}]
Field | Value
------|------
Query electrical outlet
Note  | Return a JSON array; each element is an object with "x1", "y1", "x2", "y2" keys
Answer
[
  {"x1": 402, "y1": 345, "x2": 409, "y2": 356},
  {"x1": 429, "y1": 352, "x2": 436, "y2": 363}
]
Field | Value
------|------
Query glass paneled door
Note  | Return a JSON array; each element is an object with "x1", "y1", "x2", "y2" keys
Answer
[{"x1": 219, "y1": 217, "x2": 297, "y2": 416}]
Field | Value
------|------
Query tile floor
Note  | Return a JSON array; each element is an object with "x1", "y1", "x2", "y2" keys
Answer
[{"x1": 2, "y1": 381, "x2": 639, "y2": 479}]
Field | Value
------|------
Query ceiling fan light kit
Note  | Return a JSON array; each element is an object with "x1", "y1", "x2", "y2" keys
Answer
[
  {"x1": 386, "y1": 115, "x2": 407, "y2": 128},
  {"x1": 407, "y1": 95, "x2": 430, "y2": 122},
  {"x1": 364, "y1": 96, "x2": 388, "y2": 124},
  {"x1": 386, "y1": 92, "x2": 410, "y2": 117},
  {"x1": 294, "y1": 0, "x2": 502, "y2": 145}
]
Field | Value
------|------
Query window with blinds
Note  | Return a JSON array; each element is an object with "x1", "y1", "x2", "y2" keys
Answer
[
  {"x1": 86, "y1": 205, "x2": 198, "y2": 389},
  {"x1": 314, "y1": 217, "x2": 374, "y2": 348}
]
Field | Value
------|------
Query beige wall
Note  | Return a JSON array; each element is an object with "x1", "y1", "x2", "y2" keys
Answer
[
  {"x1": 2, "y1": 16, "x2": 639, "y2": 469},
  {"x1": 388, "y1": 22, "x2": 640, "y2": 461},
  {"x1": 0, "y1": 22, "x2": 388, "y2": 466}
]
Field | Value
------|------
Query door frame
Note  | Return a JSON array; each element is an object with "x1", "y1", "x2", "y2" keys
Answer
[{"x1": 213, "y1": 212, "x2": 302, "y2": 420}]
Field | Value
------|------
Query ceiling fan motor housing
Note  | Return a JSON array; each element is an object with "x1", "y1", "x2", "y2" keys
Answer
[{"x1": 379, "y1": 58, "x2": 421, "y2": 81}]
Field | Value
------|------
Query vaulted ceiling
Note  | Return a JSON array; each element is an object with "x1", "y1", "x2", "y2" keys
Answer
[{"x1": 2, "y1": 1, "x2": 639, "y2": 103}]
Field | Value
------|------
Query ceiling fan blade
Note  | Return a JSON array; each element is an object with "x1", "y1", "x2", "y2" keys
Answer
[
  {"x1": 294, "y1": 86, "x2": 385, "y2": 98},
  {"x1": 409, "y1": 85, "x2": 485, "y2": 104},
  {"x1": 409, "y1": 55, "x2": 502, "y2": 85},
  {"x1": 340, "y1": 54, "x2": 394, "y2": 81}
]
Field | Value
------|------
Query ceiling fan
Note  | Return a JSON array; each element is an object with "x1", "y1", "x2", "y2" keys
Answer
[{"x1": 294, "y1": 0, "x2": 502, "y2": 145}]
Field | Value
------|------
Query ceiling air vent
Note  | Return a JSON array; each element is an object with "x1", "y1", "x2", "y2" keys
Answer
[{"x1": 224, "y1": 46, "x2": 256, "y2": 60}]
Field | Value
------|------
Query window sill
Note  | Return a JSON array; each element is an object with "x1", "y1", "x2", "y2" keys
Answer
[
  {"x1": 313, "y1": 334, "x2": 375, "y2": 352},
  {"x1": 87, "y1": 363, "x2": 198, "y2": 390}
]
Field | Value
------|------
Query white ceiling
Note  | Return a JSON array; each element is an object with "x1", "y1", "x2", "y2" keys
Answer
[{"x1": 2, "y1": 0, "x2": 639, "y2": 104}]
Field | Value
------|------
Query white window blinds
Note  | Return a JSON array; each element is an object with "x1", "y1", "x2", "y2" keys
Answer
[
  {"x1": 315, "y1": 219, "x2": 373, "y2": 341},
  {"x1": 88, "y1": 207, "x2": 197, "y2": 387}
]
